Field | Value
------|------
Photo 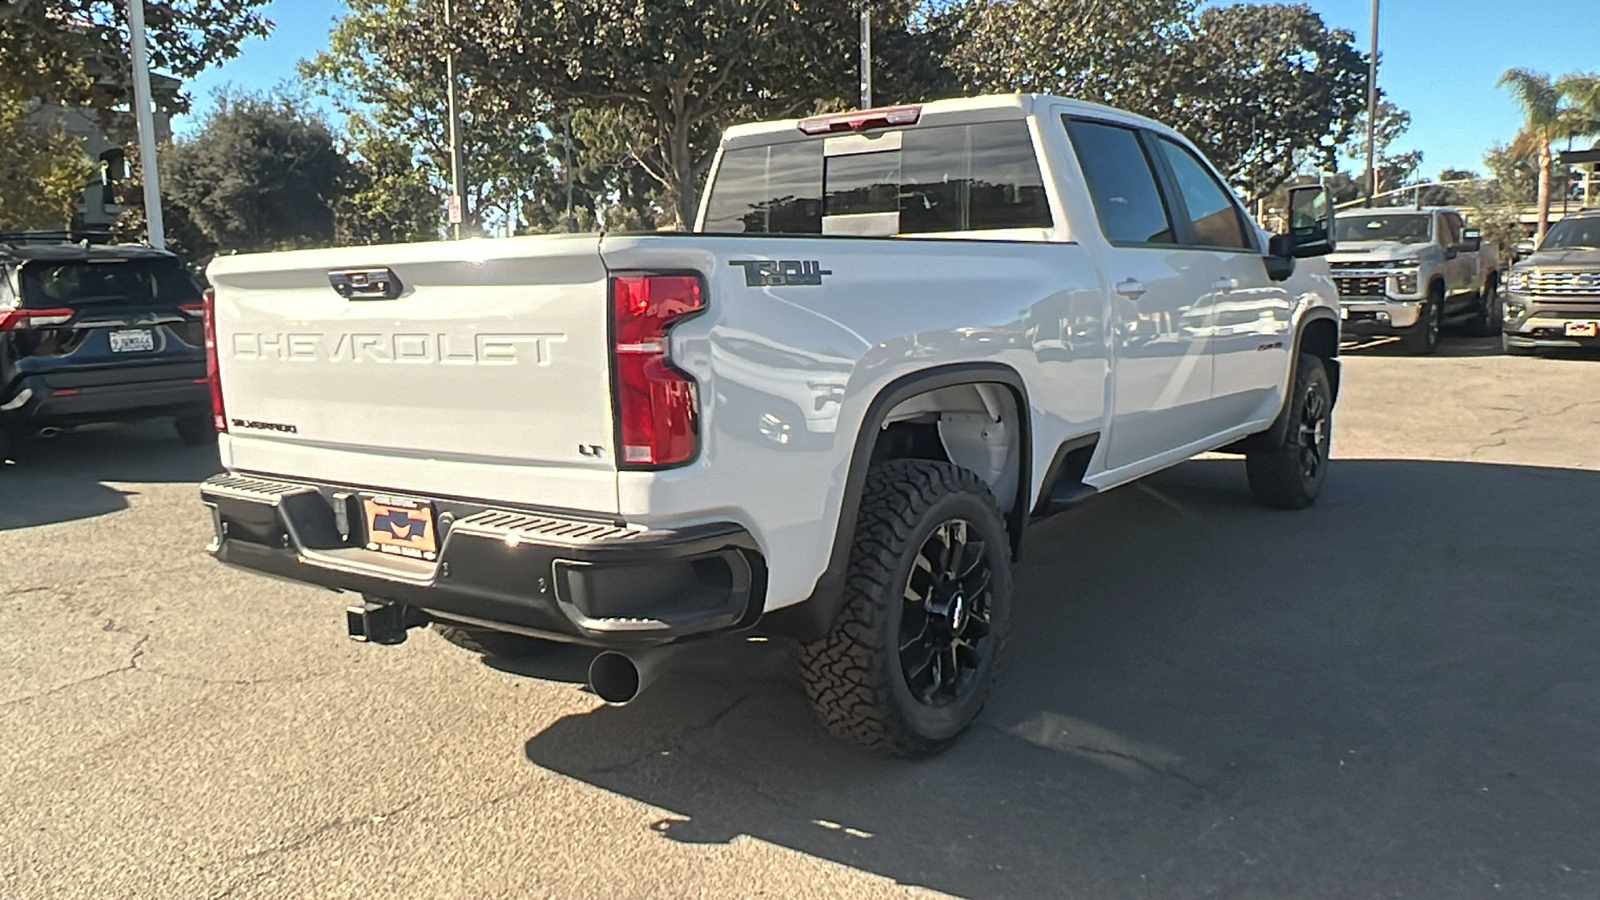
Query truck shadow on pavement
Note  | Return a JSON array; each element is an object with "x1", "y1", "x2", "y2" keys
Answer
[
  {"x1": 523, "y1": 457, "x2": 1600, "y2": 900},
  {"x1": 0, "y1": 421, "x2": 221, "y2": 530}
]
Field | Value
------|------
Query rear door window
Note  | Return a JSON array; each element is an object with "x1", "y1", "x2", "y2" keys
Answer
[
  {"x1": 1062, "y1": 118, "x2": 1176, "y2": 246},
  {"x1": 19, "y1": 257, "x2": 201, "y2": 310},
  {"x1": 700, "y1": 121, "x2": 1051, "y2": 235}
]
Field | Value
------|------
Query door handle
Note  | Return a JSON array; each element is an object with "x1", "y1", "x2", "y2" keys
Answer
[
  {"x1": 1114, "y1": 278, "x2": 1146, "y2": 299},
  {"x1": 1212, "y1": 277, "x2": 1238, "y2": 291}
]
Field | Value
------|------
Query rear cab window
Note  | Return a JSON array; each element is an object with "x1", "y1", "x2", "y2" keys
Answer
[
  {"x1": 19, "y1": 257, "x2": 201, "y2": 310},
  {"x1": 701, "y1": 120, "x2": 1052, "y2": 237}
]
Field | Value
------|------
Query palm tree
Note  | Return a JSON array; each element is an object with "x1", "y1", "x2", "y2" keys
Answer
[
  {"x1": 1557, "y1": 73, "x2": 1600, "y2": 207},
  {"x1": 1497, "y1": 68, "x2": 1595, "y2": 243}
]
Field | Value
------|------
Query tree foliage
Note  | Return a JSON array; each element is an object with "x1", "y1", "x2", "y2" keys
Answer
[
  {"x1": 0, "y1": 0, "x2": 270, "y2": 114},
  {"x1": 162, "y1": 93, "x2": 349, "y2": 253},
  {"x1": 0, "y1": 92, "x2": 97, "y2": 230},
  {"x1": 453, "y1": 0, "x2": 943, "y2": 227},
  {"x1": 299, "y1": 0, "x2": 561, "y2": 234},
  {"x1": 1498, "y1": 68, "x2": 1600, "y2": 241},
  {"x1": 334, "y1": 128, "x2": 444, "y2": 246}
]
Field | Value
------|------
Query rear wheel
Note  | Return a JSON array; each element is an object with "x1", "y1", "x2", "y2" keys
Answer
[
  {"x1": 798, "y1": 460, "x2": 1012, "y2": 757},
  {"x1": 1246, "y1": 353, "x2": 1333, "y2": 510},
  {"x1": 434, "y1": 623, "x2": 554, "y2": 659},
  {"x1": 1402, "y1": 286, "x2": 1443, "y2": 354},
  {"x1": 174, "y1": 415, "x2": 217, "y2": 446}
]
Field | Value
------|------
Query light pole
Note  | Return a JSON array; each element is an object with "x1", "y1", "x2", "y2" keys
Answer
[
  {"x1": 1363, "y1": 0, "x2": 1379, "y2": 208},
  {"x1": 859, "y1": 7, "x2": 872, "y2": 109},
  {"x1": 444, "y1": 0, "x2": 467, "y2": 239},
  {"x1": 127, "y1": 0, "x2": 164, "y2": 248}
]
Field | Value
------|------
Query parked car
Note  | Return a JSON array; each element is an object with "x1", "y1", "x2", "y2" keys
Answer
[
  {"x1": 1327, "y1": 207, "x2": 1501, "y2": 353},
  {"x1": 198, "y1": 94, "x2": 1342, "y2": 756},
  {"x1": 1502, "y1": 210, "x2": 1600, "y2": 354},
  {"x1": 0, "y1": 235, "x2": 214, "y2": 462}
]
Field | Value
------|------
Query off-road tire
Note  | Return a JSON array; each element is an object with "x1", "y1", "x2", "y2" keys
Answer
[
  {"x1": 1246, "y1": 353, "x2": 1333, "y2": 510},
  {"x1": 1465, "y1": 274, "x2": 1502, "y2": 337},
  {"x1": 174, "y1": 415, "x2": 217, "y2": 446},
  {"x1": 798, "y1": 460, "x2": 1013, "y2": 757},
  {"x1": 434, "y1": 624, "x2": 553, "y2": 659},
  {"x1": 1402, "y1": 286, "x2": 1443, "y2": 354}
]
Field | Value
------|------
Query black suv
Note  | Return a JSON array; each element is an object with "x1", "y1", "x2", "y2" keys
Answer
[{"x1": 0, "y1": 234, "x2": 214, "y2": 462}]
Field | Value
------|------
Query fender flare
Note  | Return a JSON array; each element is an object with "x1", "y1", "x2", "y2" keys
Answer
[
  {"x1": 758, "y1": 362, "x2": 1031, "y2": 643},
  {"x1": 1246, "y1": 309, "x2": 1341, "y2": 454}
]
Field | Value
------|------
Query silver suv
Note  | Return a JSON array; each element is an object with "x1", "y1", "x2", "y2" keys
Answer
[{"x1": 1503, "y1": 210, "x2": 1600, "y2": 354}]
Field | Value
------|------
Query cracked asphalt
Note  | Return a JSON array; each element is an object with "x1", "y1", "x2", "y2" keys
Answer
[{"x1": 3, "y1": 335, "x2": 1598, "y2": 899}]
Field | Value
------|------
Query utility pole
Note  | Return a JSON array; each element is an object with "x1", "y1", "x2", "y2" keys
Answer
[
  {"x1": 444, "y1": 0, "x2": 467, "y2": 239},
  {"x1": 127, "y1": 0, "x2": 164, "y2": 248},
  {"x1": 563, "y1": 114, "x2": 575, "y2": 232},
  {"x1": 859, "y1": 7, "x2": 872, "y2": 109},
  {"x1": 1363, "y1": 0, "x2": 1379, "y2": 208}
]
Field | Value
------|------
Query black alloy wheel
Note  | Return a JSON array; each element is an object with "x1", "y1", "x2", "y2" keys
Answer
[
  {"x1": 1246, "y1": 353, "x2": 1333, "y2": 510},
  {"x1": 898, "y1": 518, "x2": 995, "y2": 707}
]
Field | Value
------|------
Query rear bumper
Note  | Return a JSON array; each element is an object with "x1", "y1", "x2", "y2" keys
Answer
[
  {"x1": 199, "y1": 473, "x2": 767, "y2": 648},
  {"x1": 1, "y1": 366, "x2": 209, "y2": 429}
]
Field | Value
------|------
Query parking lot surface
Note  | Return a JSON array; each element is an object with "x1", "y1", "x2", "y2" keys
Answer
[{"x1": 3, "y1": 336, "x2": 1598, "y2": 899}]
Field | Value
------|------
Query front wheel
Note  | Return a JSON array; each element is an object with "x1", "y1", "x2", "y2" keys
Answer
[
  {"x1": 1401, "y1": 289, "x2": 1442, "y2": 354},
  {"x1": 1465, "y1": 275, "x2": 1502, "y2": 337},
  {"x1": 798, "y1": 460, "x2": 1012, "y2": 757},
  {"x1": 1246, "y1": 353, "x2": 1333, "y2": 510}
]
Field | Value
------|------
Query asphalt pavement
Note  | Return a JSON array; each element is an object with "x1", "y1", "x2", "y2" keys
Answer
[{"x1": 3, "y1": 334, "x2": 1598, "y2": 899}]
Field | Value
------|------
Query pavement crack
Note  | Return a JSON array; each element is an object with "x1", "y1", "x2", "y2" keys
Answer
[{"x1": 227, "y1": 797, "x2": 423, "y2": 866}]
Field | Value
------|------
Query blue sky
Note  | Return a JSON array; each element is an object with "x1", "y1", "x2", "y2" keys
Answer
[{"x1": 182, "y1": 0, "x2": 1600, "y2": 176}]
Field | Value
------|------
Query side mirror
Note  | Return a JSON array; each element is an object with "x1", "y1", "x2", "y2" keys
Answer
[
  {"x1": 1265, "y1": 234, "x2": 1296, "y2": 281},
  {"x1": 1514, "y1": 239, "x2": 1536, "y2": 259},
  {"x1": 1286, "y1": 184, "x2": 1335, "y2": 258},
  {"x1": 1459, "y1": 228, "x2": 1482, "y2": 253}
]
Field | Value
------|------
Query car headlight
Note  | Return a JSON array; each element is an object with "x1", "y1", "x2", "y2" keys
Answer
[
  {"x1": 1395, "y1": 271, "x2": 1419, "y2": 294},
  {"x1": 1506, "y1": 270, "x2": 1529, "y2": 293}
]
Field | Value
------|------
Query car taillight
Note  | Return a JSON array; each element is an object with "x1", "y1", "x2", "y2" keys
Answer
[
  {"x1": 610, "y1": 274, "x2": 705, "y2": 467},
  {"x1": 0, "y1": 307, "x2": 74, "y2": 331},
  {"x1": 202, "y1": 287, "x2": 226, "y2": 432}
]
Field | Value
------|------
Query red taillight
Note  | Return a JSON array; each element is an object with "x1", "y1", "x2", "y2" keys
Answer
[
  {"x1": 797, "y1": 104, "x2": 921, "y2": 135},
  {"x1": 0, "y1": 307, "x2": 74, "y2": 331},
  {"x1": 202, "y1": 287, "x2": 226, "y2": 432},
  {"x1": 610, "y1": 274, "x2": 705, "y2": 467}
]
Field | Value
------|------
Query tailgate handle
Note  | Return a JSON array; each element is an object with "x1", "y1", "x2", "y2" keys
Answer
[{"x1": 328, "y1": 267, "x2": 403, "y2": 300}]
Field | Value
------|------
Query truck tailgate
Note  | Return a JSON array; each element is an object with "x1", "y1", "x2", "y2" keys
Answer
[{"x1": 206, "y1": 234, "x2": 619, "y2": 514}]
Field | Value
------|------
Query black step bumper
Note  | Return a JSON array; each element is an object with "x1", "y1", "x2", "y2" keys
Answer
[{"x1": 200, "y1": 473, "x2": 767, "y2": 648}]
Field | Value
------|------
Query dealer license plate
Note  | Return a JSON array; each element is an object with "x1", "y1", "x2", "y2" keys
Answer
[
  {"x1": 1564, "y1": 321, "x2": 1598, "y2": 338},
  {"x1": 362, "y1": 495, "x2": 438, "y2": 560},
  {"x1": 109, "y1": 329, "x2": 155, "y2": 352}
]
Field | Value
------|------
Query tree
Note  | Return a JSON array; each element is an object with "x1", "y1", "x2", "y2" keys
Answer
[
  {"x1": 335, "y1": 127, "x2": 444, "y2": 245},
  {"x1": 453, "y1": 0, "x2": 943, "y2": 228},
  {"x1": 1342, "y1": 99, "x2": 1422, "y2": 198},
  {"x1": 1497, "y1": 68, "x2": 1596, "y2": 243},
  {"x1": 0, "y1": 0, "x2": 270, "y2": 115},
  {"x1": 946, "y1": 0, "x2": 1194, "y2": 107},
  {"x1": 299, "y1": 0, "x2": 563, "y2": 235},
  {"x1": 0, "y1": 90, "x2": 97, "y2": 230},
  {"x1": 1164, "y1": 3, "x2": 1369, "y2": 199},
  {"x1": 162, "y1": 92, "x2": 350, "y2": 253},
  {"x1": 946, "y1": 1, "x2": 1368, "y2": 200}
]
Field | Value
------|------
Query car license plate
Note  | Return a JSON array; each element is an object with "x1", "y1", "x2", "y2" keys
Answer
[
  {"x1": 362, "y1": 495, "x2": 438, "y2": 560},
  {"x1": 109, "y1": 329, "x2": 155, "y2": 352},
  {"x1": 1564, "y1": 321, "x2": 1598, "y2": 338}
]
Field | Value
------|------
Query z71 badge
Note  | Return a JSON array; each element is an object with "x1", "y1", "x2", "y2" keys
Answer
[{"x1": 729, "y1": 259, "x2": 832, "y2": 287}]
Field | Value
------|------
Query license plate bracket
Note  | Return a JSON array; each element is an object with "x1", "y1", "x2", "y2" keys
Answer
[
  {"x1": 361, "y1": 495, "x2": 438, "y2": 561},
  {"x1": 109, "y1": 328, "x2": 155, "y2": 353},
  {"x1": 1564, "y1": 321, "x2": 1598, "y2": 338}
]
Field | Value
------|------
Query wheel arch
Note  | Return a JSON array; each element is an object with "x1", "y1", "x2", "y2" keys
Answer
[{"x1": 758, "y1": 362, "x2": 1031, "y2": 643}]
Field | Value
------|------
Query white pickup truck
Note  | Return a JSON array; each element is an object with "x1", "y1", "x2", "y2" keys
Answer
[{"x1": 200, "y1": 94, "x2": 1342, "y2": 756}]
